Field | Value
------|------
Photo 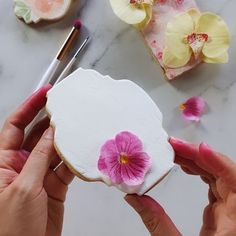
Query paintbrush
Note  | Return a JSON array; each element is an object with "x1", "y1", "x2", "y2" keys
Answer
[
  {"x1": 25, "y1": 36, "x2": 90, "y2": 138},
  {"x1": 34, "y1": 19, "x2": 82, "y2": 92}
]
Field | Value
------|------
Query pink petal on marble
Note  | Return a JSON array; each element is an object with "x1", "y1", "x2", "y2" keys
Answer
[{"x1": 180, "y1": 96, "x2": 206, "y2": 121}]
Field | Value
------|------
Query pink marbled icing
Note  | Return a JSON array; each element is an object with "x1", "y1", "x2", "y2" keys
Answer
[{"x1": 141, "y1": 0, "x2": 201, "y2": 80}]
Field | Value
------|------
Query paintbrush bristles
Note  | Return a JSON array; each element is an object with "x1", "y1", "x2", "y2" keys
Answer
[{"x1": 73, "y1": 19, "x2": 82, "y2": 29}]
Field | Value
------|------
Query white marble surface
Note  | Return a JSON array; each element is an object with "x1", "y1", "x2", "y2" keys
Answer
[{"x1": 0, "y1": 0, "x2": 236, "y2": 235}]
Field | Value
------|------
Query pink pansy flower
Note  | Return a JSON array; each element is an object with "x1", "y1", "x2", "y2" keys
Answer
[
  {"x1": 180, "y1": 96, "x2": 206, "y2": 121},
  {"x1": 98, "y1": 131, "x2": 151, "y2": 186}
]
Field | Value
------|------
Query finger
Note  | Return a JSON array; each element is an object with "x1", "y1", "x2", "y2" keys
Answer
[
  {"x1": 175, "y1": 155, "x2": 213, "y2": 178},
  {"x1": 17, "y1": 127, "x2": 55, "y2": 187},
  {"x1": 22, "y1": 117, "x2": 61, "y2": 169},
  {"x1": 181, "y1": 166, "x2": 196, "y2": 175},
  {"x1": 23, "y1": 116, "x2": 50, "y2": 152},
  {"x1": 198, "y1": 143, "x2": 236, "y2": 190},
  {"x1": 169, "y1": 137, "x2": 199, "y2": 161},
  {"x1": 0, "y1": 85, "x2": 52, "y2": 150},
  {"x1": 125, "y1": 195, "x2": 181, "y2": 236},
  {"x1": 44, "y1": 164, "x2": 74, "y2": 202},
  {"x1": 50, "y1": 155, "x2": 61, "y2": 170},
  {"x1": 0, "y1": 149, "x2": 30, "y2": 173},
  {"x1": 54, "y1": 163, "x2": 74, "y2": 185}
]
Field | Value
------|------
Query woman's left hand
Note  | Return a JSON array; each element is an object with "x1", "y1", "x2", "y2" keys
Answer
[{"x1": 0, "y1": 85, "x2": 74, "y2": 236}]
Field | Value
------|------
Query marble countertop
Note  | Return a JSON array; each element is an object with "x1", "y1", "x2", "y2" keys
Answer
[{"x1": 0, "y1": 0, "x2": 236, "y2": 235}]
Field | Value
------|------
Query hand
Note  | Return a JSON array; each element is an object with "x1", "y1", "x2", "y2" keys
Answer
[
  {"x1": 125, "y1": 138, "x2": 236, "y2": 236},
  {"x1": 0, "y1": 85, "x2": 74, "y2": 236}
]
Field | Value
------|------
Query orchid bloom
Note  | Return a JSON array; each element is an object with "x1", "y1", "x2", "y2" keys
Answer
[
  {"x1": 180, "y1": 96, "x2": 206, "y2": 121},
  {"x1": 109, "y1": 0, "x2": 154, "y2": 28},
  {"x1": 163, "y1": 9, "x2": 230, "y2": 68},
  {"x1": 98, "y1": 131, "x2": 151, "y2": 186}
]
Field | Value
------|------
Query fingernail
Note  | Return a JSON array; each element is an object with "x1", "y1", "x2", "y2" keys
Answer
[
  {"x1": 19, "y1": 149, "x2": 30, "y2": 160},
  {"x1": 125, "y1": 195, "x2": 143, "y2": 212},
  {"x1": 169, "y1": 137, "x2": 185, "y2": 144},
  {"x1": 20, "y1": 149, "x2": 30, "y2": 156},
  {"x1": 201, "y1": 142, "x2": 212, "y2": 150},
  {"x1": 44, "y1": 127, "x2": 54, "y2": 139}
]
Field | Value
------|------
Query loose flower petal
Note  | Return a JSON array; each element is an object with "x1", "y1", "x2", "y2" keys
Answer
[
  {"x1": 180, "y1": 96, "x2": 206, "y2": 121},
  {"x1": 98, "y1": 131, "x2": 151, "y2": 186}
]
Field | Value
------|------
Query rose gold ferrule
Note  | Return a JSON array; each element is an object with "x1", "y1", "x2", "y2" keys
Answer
[{"x1": 56, "y1": 27, "x2": 79, "y2": 61}]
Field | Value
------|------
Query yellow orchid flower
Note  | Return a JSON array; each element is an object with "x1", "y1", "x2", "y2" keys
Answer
[
  {"x1": 109, "y1": 0, "x2": 154, "y2": 29},
  {"x1": 163, "y1": 9, "x2": 230, "y2": 68}
]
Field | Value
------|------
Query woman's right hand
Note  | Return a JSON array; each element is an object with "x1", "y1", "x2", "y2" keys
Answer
[{"x1": 125, "y1": 138, "x2": 236, "y2": 236}]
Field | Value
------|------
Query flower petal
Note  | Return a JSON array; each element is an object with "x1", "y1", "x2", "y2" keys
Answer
[
  {"x1": 203, "y1": 52, "x2": 228, "y2": 63},
  {"x1": 187, "y1": 8, "x2": 201, "y2": 27},
  {"x1": 100, "y1": 139, "x2": 119, "y2": 158},
  {"x1": 135, "y1": 3, "x2": 153, "y2": 29},
  {"x1": 98, "y1": 139, "x2": 119, "y2": 176},
  {"x1": 196, "y1": 12, "x2": 230, "y2": 58},
  {"x1": 181, "y1": 96, "x2": 206, "y2": 121},
  {"x1": 115, "y1": 131, "x2": 143, "y2": 155},
  {"x1": 98, "y1": 157, "x2": 109, "y2": 175},
  {"x1": 109, "y1": 0, "x2": 146, "y2": 25},
  {"x1": 166, "y1": 12, "x2": 194, "y2": 58},
  {"x1": 163, "y1": 46, "x2": 192, "y2": 68},
  {"x1": 121, "y1": 152, "x2": 151, "y2": 186},
  {"x1": 107, "y1": 158, "x2": 123, "y2": 184}
]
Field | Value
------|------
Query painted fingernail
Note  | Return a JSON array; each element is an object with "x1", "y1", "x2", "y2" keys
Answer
[
  {"x1": 169, "y1": 137, "x2": 185, "y2": 144},
  {"x1": 20, "y1": 149, "x2": 30, "y2": 156},
  {"x1": 44, "y1": 127, "x2": 54, "y2": 139},
  {"x1": 125, "y1": 195, "x2": 143, "y2": 212},
  {"x1": 201, "y1": 142, "x2": 212, "y2": 150}
]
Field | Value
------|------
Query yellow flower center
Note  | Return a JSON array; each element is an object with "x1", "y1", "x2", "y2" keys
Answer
[
  {"x1": 120, "y1": 154, "x2": 129, "y2": 164},
  {"x1": 179, "y1": 104, "x2": 186, "y2": 111},
  {"x1": 185, "y1": 32, "x2": 209, "y2": 59}
]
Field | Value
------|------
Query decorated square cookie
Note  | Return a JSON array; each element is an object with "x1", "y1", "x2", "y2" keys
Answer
[
  {"x1": 46, "y1": 68, "x2": 174, "y2": 195},
  {"x1": 109, "y1": 0, "x2": 230, "y2": 80}
]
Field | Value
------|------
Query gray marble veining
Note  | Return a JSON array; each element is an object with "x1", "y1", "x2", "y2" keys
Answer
[{"x1": 0, "y1": 1, "x2": 236, "y2": 235}]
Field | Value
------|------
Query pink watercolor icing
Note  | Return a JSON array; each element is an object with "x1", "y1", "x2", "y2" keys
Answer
[{"x1": 98, "y1": 131, "x2": 151, "y2": 186}]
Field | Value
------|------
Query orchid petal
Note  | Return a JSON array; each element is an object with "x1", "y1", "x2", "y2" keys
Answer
[
  {"x1": 203, "y1": 52, "x2": 228, "y2": 63},
  {"x1": 109, "y1": 0, "x2": 147, "y2": 25},
  {"x1": 163, "y1": 46, "x2": 192, "y2": 68},
  {"x1": 165, "y1": 12, "x2": 194, "y2": 58},
  {"x1": 196, "y1": 13, "x2": 230, "y2": 58},
  {"x1": 187, "y1": 8, "x2": 201, "y2": 27},
  {"x1": 135, "y1": 3, "x2": 153, "y2": 29}
]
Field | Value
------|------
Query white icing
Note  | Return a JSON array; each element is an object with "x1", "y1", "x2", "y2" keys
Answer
[{"x1": 46, "y1": 68, "x2": 174, "y2": 195}]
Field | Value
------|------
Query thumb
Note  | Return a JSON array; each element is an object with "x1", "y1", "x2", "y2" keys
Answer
[
  {"x1": 125, "y1": 195, "x2": 181, "y2": 236},
  {"x1": 18, "y1": 127, "x2": 55, "y2": 187}
]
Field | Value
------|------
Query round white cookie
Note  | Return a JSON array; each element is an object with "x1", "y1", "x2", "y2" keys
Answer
[{"x1": 46, "y1": 68, "x2": 174, "y2": 195}]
